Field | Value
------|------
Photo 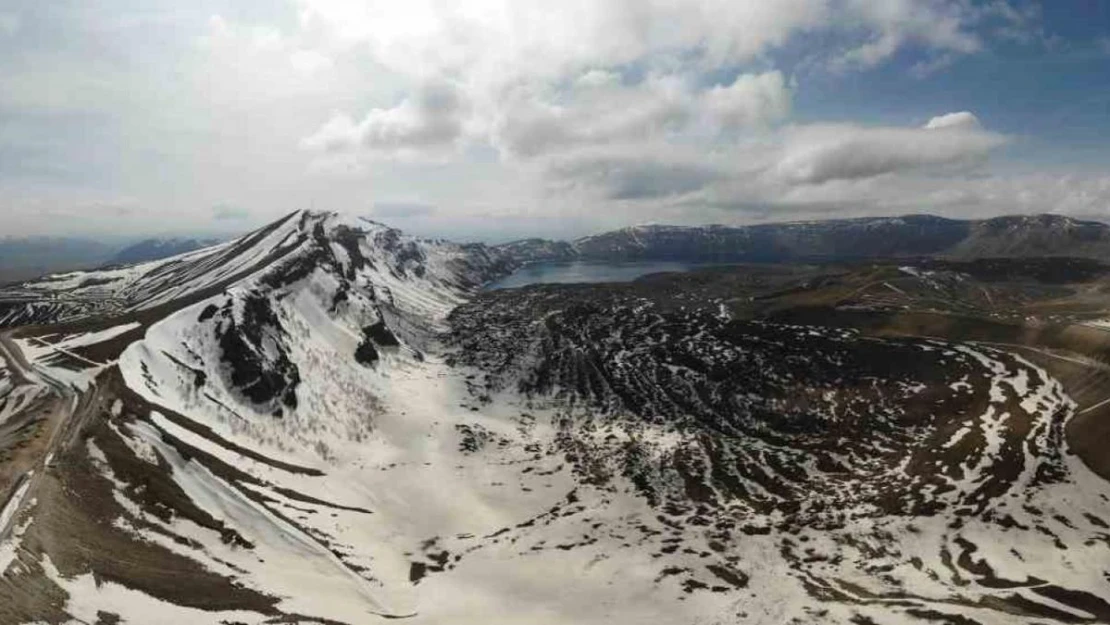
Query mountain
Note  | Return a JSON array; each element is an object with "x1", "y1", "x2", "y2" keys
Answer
[
  {"x1": 492, "y1": 237, "x2": 578, "y2": 264},
  {"x1": 108, "y1": 237, "x2": 220, "y2": 265},
  {"x1": 949, "y1": 214, "x2": 1110, "y2": 259},
  {"x1": 0, "y1": 237, "x2": 117, "y2": 285},
  {"x1": 497, "y1": 213, "x2": 1110, "y2": 264},
  {"x1": 0, "y1": 236, "x2": 232, "y2": 286},
  {"x1": 2, "y1": 210, "x2": 1110, "y2": 624}
]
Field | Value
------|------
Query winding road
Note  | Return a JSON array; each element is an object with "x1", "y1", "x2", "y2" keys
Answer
[{"x1": 0, "y1": 332, "x2": 97, "y2": 550}]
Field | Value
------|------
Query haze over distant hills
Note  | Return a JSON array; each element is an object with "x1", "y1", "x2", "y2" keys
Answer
[
  {"x1": 497, "y1": 214, "x2": 1110, "y2": 265},
  {"x1": 107, "y1": 238, "x2": 221, "y2": 266},
  {"x1": 0, "y1": 237, "x2": 221, "y2": 285},
  {"x1": 0, "y1": 238, "x2": 118, "y2": 285},
  {"x1": 6, "y1": 213, "x2": 1110, "y2": 286}
]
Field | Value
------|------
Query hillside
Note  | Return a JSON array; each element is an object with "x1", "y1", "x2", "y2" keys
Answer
[{"x1": 0, "y1": 211, "x2": 1109, "y2": 624}]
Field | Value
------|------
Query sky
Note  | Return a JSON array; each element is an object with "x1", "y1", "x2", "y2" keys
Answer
[{"x1": 0, "y1": 0, "x2": 1108, "y2": 242}]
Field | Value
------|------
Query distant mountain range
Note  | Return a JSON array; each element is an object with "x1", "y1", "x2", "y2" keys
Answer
[
  {"x1": 4, "y1": 213, "x2": 1110, "y2": 287},
  {"x1": 107, "y1": 237, "x2": 219, "y2": 265},
  {"x1": 0, "y1": 237, "x2": 220, "y2": 284},
  {"x1": 496, "y1": 214, "x2": 1110, "y2": 264},
  {"x1": 0, "y1": 238, "x2": 117, "y2": 285}
]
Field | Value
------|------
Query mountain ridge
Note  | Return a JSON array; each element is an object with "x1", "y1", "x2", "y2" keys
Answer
[{"x1": 496, "y1": 213, "x2": 1110, "y2": 265}]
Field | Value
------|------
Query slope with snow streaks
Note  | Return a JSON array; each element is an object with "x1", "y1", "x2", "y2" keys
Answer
[
  {"x1": 0, "y1": 211, "x2": 517, "y2": 624},
  {"x1": 3, "y1": 212, "x2": 1110, "y2": 624},
  {"x1": 446, "y1": 281, "x2": 1110, "y2": 624}
]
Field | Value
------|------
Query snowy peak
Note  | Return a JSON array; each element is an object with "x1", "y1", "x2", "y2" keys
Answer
[
  {"x1": 0, "y1": 210, "x2": 513, "y2": 329},
  {"x1": 119, "y1": 210, "x2": 511, "y2": 420}
]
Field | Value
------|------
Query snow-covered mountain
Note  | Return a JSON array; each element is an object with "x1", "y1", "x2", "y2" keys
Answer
[
  {"x1": 0, "y1": 237, "x2": 118, "y2": 285},
  {"x1": 2, "y1": 210, "x2": 1110, "y2": 624}
]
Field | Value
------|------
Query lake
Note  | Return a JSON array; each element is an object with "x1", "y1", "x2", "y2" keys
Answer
[{"x1": 484, "y1": 261, "x2": 709, "y2": 290}]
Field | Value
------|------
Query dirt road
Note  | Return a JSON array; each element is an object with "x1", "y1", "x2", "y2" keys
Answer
[{"x1": 0, "y1": 333, "x2": 98, "y2": 548}]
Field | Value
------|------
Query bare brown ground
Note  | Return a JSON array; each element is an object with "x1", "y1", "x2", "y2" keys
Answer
[
  {"x1": 0, "y1": 374, "x2": 280, "y2": 624},
  {"x1": 0, "y1": 396, "x2": 63, "y2": 507}
]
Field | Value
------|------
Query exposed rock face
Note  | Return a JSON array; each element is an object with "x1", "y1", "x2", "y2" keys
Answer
[{"x1": 214, "y1": 294, "x2": 301, "y2": 414}]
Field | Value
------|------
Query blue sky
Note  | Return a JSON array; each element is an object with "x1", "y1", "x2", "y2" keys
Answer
[
  {"x1": 788, "y1": 3, "x2": 1109, "y2": 164},
  {"x1": 0, "y1": 0, "x2": 1108, "y2": 241}
]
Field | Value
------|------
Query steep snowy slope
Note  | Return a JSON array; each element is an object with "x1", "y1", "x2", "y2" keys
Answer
[
  {"x1": 2, "y1": 211, "x2": 1110, "y2": 624},
  {"x1": 0, "y1": 211, "x2": 508, "y2": 329}
]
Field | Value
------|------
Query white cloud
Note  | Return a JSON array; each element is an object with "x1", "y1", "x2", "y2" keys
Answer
[
  {"x1": 771, "y1": 115, "x2": 1006, "y2": 184},
  {"x1": 923, "y1": 111, "x2": 982, "y2": 130},
  {"x1": 0, "y1": 0, "x2": 1066, "y2": 239},
  {"x1": 542, "y1": 145, "x2": 726, "y2": 200},
  {"x1": 295, "y1": 0, "x2": 830, "y2": 84},
  {"x1": 306, "y1": 68, "x2": 793, "y2": 163},
  {"x1": 372, "y1": 201, "x2": 436, "y2": 219},
  {"x1": 293, "y1": 0, "x2": 1021, "y2": 164},
  {"x1": 769, "y1": 171, "x2": 1110, "y2": 223},
  {"x1": 302, "y1": 81, "x2": 465, "y2": 157},
  {"x1": 524, "y1": 112, "x2": 1009, "y2": 210},
  {"x1": 490, "y1": 74, "x2": 695, "y2": 159},
  {"x1": 704, "y1": 71, "x2": 792, "y2": 130},
  {"x1": 833, "y1": 0, "x2": 982, "y2": 71}
]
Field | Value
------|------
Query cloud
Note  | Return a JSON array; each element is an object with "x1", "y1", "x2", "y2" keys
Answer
[
  {"x1": 831, "y1": 0, "x2": 982, "y2": 71},
  {"x1": 296, "y1": 0, "x2": 1023, "y2": 164},
  {"x1": 302, "y1": 81, "x2": 465, "y2": 157},
  {"x1": 923, "y1": 111, "x2": 982, "y2": 130},
  {"x1": 296, "y1": 0, "x2": 831, "y2": 82},
  {"x1": 521, "y1": 112, "x2": 1007, "y2": 207},
  {"x1": 490, "y1": 70, "x2": 791, "y2": 159},
  {"x1": 909, "y1": 53, "x2": 959, "y2": 78},
  {"x1": 0, "y1": 0, "x2": 1059, "y2": 239},
  {"x1": 212, "y1": 204, "x2": 250, "y2": 220},
  {"x1": 703, "y1": 71, "x2": 792, "y2": 130},
  {"x1": 490, "y1": 74, "x2": 694, "y2": 159},
  {"x1": 772, "y1": 114, "x2": 1006, "y2": 184},
  {"x1": 766, "y1": 171, "x2": 1110, "y2": 223},
  {"x1": 372, "y1": 201, "x2": 436, "y2": 219},
  {"x1": 307, "y1": 67, "x2": 792, "y2": 163},
  {"x1": 544, "y1": 147, "x2": 724, "y2": 201}
]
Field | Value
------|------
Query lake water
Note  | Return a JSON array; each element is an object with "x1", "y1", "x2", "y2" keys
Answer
[{"x1": 485, "y1": 261, "x2": 706, "y2": 290}]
